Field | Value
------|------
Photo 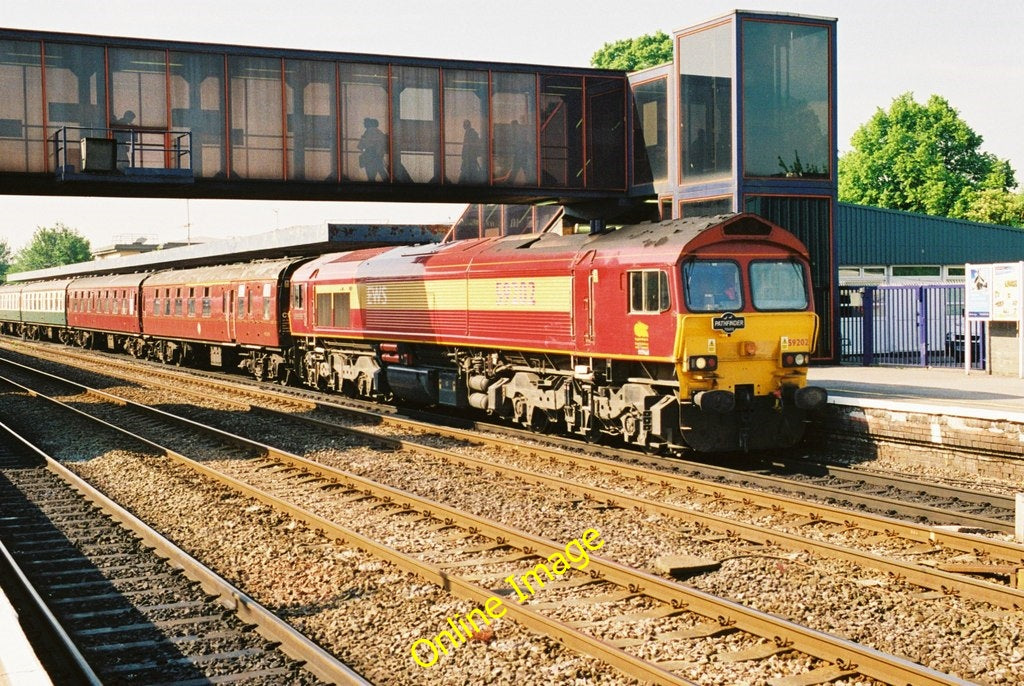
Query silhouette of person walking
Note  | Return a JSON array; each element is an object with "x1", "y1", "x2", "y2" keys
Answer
[
  {"x1": 358, "y1": 117, "x2": 388, "y2": 181},
  {"x1": 500, "y1": 119, "x2": 532, "y2": 184},
  {"x1": 459, "y1": 119, "x2": 483, "y2": 183}
]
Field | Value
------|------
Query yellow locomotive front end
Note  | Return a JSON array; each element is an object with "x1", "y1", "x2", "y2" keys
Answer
[{"x1": 673, "y1": 255, "x2": 828, "y2": 452}]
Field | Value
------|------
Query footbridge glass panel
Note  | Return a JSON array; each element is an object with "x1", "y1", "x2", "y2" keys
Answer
[{"x1": 0, "y1": 28, "x2": 628, "y2": 202}]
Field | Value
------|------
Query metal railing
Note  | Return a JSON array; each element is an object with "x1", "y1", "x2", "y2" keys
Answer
[
  {"x1": 52, "y1": 126, "x2": 192, "y2": 180},
  {"x1": 839, "y1": 284, "x2": 985, "y2": 368}
]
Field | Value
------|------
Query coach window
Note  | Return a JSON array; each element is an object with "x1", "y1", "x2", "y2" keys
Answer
[
  {"x1": 262, "y1": 283, "x2": 272, "y2": 320},
  {"x1": 153, "y1": 292, "x2": 160, "y2": 315},
  {"x1": 628, "y1": 270, "x2": 670, "y2": 313},
  {"x1": 202, "y1": 287, "x2": 211, "y2": 318},
  {"x1": 129, "y1": 291, "x2": 136, "y2": 315},
  {"x1": 237, "y1": 284, "x2": 246, "y2": 319},
  {"x1": 683, "y1": 260, "x2": 742, "y2": 312},
  {"x1": 188, "y1": 287, "x2": 196, "y2": 317},
  {"x1": 164, "y1": 289, "x2": 172, "y2": 316},
  {"x1": 174, "y1": 288, "x2": 183, "y2": 316}
]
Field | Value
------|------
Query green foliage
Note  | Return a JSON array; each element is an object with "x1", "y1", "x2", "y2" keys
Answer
[
  {"x1": 10, "y1": 223, "x2": 91, "y2": 274},
  {"x1": 961, "y1": 189, "x2": 1024, "y2": 227},
  {"x1": 591, "y1": 31, "x2": 673, "y2": 71},
  {"x1": 839, "y1": 93, "x2": 1019, "y2": 224},
  {"x1": 0, "y1": 239, "x2": 10, "y2": 282}
]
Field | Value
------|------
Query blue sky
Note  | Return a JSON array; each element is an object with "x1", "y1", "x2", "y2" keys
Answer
[{"x1": 2, "y1": 0, "x2": 1022, "y2": 251}]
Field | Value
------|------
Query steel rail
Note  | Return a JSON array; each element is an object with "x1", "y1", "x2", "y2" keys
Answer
[
  {"x1": 271, "y1": 410, "x2": 1024, "y2": 610},
  {"x1": 0, "y1": 369, "x2": 694, "y2": 684},
  {"x1": 4, "y1": 340, "x2": 1013, "y2": 529},
  {"x1": 769, "y1": 458, "x2": 1017, "y2": 511},
  {"x1": 5, "y1": 350, "x2": 1021, "y2": 604},
  {"x1": 0, "y1": 530, "x2": 103, "y2": 686},
  {"x1": 368, "y1": 416, "x2": 1024, "y2": 563},
  {"x1": 3, "y1": 348, "x2": 1020, "y2": 562},
  {"x1": 0, "y1": 388, "x2": 369, "y2": 686},
  {"x1": 0, "y1": 365, "x2": 974, "y2": 686}
]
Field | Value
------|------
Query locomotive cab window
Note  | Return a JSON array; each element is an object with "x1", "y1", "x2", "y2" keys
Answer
[
  {"x1": 749, "y1": 259, "x2": 809, "y2": 311},
  {"x1": 684, "y1": 260, "x2": 742, "y2": 312},
  {"x1": 628, "y1": 270, "x2": 670, "y2": 313}
]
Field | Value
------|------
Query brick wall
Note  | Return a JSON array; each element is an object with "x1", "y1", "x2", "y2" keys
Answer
[{"x1": 807, "y1": 401, "x2": 1024, "y2": 483}]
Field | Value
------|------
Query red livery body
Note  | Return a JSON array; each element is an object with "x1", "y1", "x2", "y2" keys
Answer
[{"x1": 0, "y1": 214, "x2": 826, "y2": 452}]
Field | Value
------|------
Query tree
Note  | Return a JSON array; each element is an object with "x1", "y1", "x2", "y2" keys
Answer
[
  {"x1": 591, "y1": 31, "x2": 673, "y2": 71},
  {"x1": 0, "y1": 239, "x2": 10, "y2": 282},
  {"x1": 961, "y1": 188, "x2": 1024, "y2": 227},
  {"x1": 10, "y1": 223, "x2": 92, "y2": 273},
  {"x1": 839, "y1": 93, "x2": 1018, "y2": 221}
]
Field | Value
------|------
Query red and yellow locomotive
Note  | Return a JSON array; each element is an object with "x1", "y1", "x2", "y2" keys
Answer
[
  {"x1": 288, "y1": 213, "x2": 826, "y2": 451},
  {"x1": 0, "y1": 213, "x2": 826, "y2": 452}
]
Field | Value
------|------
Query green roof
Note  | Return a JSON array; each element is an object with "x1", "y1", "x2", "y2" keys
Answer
[{"x1": 838, "y1": 203, "x2": 1024, "y2": 265}]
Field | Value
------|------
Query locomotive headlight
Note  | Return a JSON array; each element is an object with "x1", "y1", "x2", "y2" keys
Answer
[
  {"x1": 688, "y1": 355, "x2": 718, "y2": 371},
  {"x1": 782, "y1": 352, "x2": 809, "y2": 367}
]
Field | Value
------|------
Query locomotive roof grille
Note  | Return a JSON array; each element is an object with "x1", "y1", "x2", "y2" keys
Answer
[{"x1": 722, "y1": 216, "x2": 773, "y2": 236}]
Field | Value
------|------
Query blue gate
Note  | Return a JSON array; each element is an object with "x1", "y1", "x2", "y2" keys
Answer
[{"x1": 839, "y1": 285, "x2": 986, "y2": 368}]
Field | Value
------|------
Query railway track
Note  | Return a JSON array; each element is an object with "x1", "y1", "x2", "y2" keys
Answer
[
  {"x1": 1, "y1": 338, "x2": 1017, "y2": 532},
  {"x1": 3, "y1": 345, "x2": 1021, "y2": 607},
  {"x1": 0, "y1": 413, "x2": 367, "y2": 685},
  {"x1": 0, "y1": 348, "x2": 999, "y2": 684}
]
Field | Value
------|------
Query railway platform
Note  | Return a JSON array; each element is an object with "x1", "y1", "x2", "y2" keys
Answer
[
  {"x1": 807, "y1": 365, "x2": 1024, "y2": 483},
  {"x1": 808, "y1": 365, "x2": 1024, "y2": 418},
  {"x1": 0, "y1": 586, "x2": 52, "y2": 685}
]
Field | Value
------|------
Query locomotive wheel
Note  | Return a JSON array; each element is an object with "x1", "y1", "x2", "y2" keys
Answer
[
  {"x1": 512, "y1": 394, "x2": 529, "y2": 426},
  {"x1": 355, "y1": 371, "x2": 373, "y2": 398},
  {"x1": 621, "y1": 409, "x2": 640, "y2": 442}
]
